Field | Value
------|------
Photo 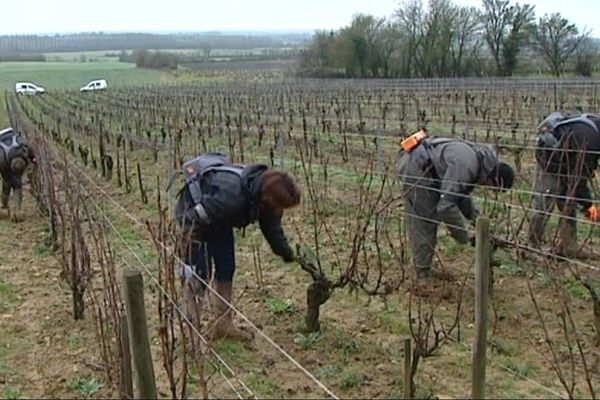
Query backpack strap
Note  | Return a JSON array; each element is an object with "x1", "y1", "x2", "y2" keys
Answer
[
  {"x1": 555, "y1": 115, "x2": 600, "y2": 134},
  {"x1": 423, "y1": 137, "x2": 489, "y2": 182},
  {"x1": 0, "y1": 134, "x2": 20, "y2": 157},
  {"x1": 187, "y1": 164, "x2": 245, "y2": 206}
]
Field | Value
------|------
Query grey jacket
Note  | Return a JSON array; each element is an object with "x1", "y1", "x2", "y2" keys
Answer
[{"x1": 426, "y1": 138, "x2": 498, "y2": 243}]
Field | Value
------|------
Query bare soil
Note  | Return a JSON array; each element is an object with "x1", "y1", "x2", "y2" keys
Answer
[{"x1": 0, "y1": 193, "x2": 109, "y2": 399}]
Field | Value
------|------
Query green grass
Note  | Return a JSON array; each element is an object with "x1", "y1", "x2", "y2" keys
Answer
[
  {"x1": 293, "y1": 331, "x2": 321, "y2": 349},
  {"x1": 66, "y1": 377, "x2": 103, "y2": 398},
  {"x1": 265, "y1": 297, "x2": 296, "y2": 315},
  {"x1": 244, "y1": 373, "x2": 281, "y2": 397},
  {"x1": 0, "y1": 281, "x2": 16, "y2": 312},
  {"x1": 0, "y1": 360, "x2": 13, "y2": 377},
  {"x1": 213, "y1": 338, "x2": 256, "y2": 367},
  {"x1": 340, "y1": 368, "x2": 364, "y2": 389},
  {"x1": 3, "y1": 385, "x2": 21, "y2": 400},
  {"x1": 496, "y1": 355, "x2": 538, "y2": 377},
  {"x1": 34, "y1": 242, "x2": 50, "y2": 258},
  {"x1": 0, "y1": 62, "x2": 166, "y2": 91},
  {"x1": 0, "y1": 282, "x2": 14, "y2": 296},
  {"x1": 67, "y1": 333, "x2": 83, "y2": 351}
]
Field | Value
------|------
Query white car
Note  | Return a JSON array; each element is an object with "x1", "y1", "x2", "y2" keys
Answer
[
  {"x1": 15, "y1": 82, "x2": 46, "y2": 95},
  {"x1": 80, "y1": 79, "x2": 107, "y2": 92}
]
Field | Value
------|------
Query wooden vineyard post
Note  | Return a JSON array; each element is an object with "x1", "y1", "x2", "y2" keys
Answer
[
  {"x1": 120, "y1": 314, "x2": 134, "y2": 399},
  {"x1": 472, "y1": 217, "x2": 490, "y2": 399},
  {"x1": 123, "y1": 270, "x2": 157, "y2": 399},
  {"x1": 137, "y1": 162, "x2": 148, "y2": 204},
  {"x1": 167, "y1": 135, "x2": 174, "y2": 212},
  {"x1": 403, "y1": 338, "x2": 412, "y2": 399},
  {"x1": 278, "y1": 134, "x2": 285, "y2": 170}
]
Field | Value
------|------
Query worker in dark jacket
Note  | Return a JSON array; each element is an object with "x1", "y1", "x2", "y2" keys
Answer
[
  {"x1": 528, "y1": 112, "x2": 600, "y2": 257},
  {"x1": 175, "y1": 153, "x2": 300, "y2": 341},
  {"x1": 0, "y1": 128, "x2": 35, "y2": 222},
  {"x1": 398, "y1": 133, "x2": 515, "y2": 280}
]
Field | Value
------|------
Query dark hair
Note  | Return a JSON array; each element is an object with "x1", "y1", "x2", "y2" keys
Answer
[
  {"x1": 490, "y1": 162, "x2": 515, "y2": 190},
  {"x1": 260, "y1": 170, "x2": 301, "y2": 210}
]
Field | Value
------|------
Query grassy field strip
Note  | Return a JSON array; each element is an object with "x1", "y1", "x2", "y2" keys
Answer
[{"x1": 0, "y1": 62, "x2": 166, "y2": 91}]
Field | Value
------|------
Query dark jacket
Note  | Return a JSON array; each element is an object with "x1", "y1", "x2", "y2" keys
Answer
[
  {"x1": 425, "y1": 138, "x2": 499, "y2": 243},
  {"x1": 177, "y1": 163, "x2": 294, "y2": 261},
  {"x1": 536, "y1": 115, "x2": 600, "y2": 209},
  {"x1": 0, "y1": 129, "x2": 34, "y2": 188}
]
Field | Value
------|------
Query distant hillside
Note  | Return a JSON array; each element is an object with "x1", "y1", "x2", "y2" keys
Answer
[{"x1": 0, "y1": 32, "x2": 312, "y2": 56}]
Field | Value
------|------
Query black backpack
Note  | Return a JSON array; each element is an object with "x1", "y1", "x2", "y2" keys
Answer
[{"x1": 182, "y1": 153, "x2": 245, "y2": 205}]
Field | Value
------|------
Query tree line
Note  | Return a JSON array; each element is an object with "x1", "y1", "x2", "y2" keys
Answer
[
  {"x1": 297, "y1": 0, "x2": 598, "y2": 78},
  {"x1": 0, "y1": 32, "x2": 310, "y2": 56}
]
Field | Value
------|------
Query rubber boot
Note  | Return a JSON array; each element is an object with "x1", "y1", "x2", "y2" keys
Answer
[
  {"x1": 11, "y1": 188, "x2": 22, "y2": 222},
  {"x1": 0, "y1": 191, "x2": 9, "y2": 219},
  {"x1": 416, "y1": 267, "x2": 432, "y2": 281},
  {"x1": 556, "y1": 222, "x2": 589, "y2": 259},
  {"x1": 209, "y1": 281, "x2": 254, "y2": 342},
  {"x1": 528, "y1": 211, "x2": 548, "y2": 248},
  {"x1": 1, "y1": 192, "x2": 8, "y2": 209}
]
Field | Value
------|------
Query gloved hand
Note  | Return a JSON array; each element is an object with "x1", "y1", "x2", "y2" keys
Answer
[
  {"x1": 282, "y1": 249, "x2": 295, "y2": 263},
  {"x1": 468, "y1": 204, "x2": 480, "y2": 222},
  {"x1": 469, "y1": 235, "x2": 476, "y2": 247},
  {"x1": 586, "y1": 205, "x2": 599, "y2": 222},
  {"x1": 180, "y1": 263, "x2": 196, "y2": 281},
  {"x1": 457, "y1": 197, "x2": 479, "y2": 221}
]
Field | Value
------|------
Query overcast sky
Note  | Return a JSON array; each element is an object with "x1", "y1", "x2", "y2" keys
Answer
[{"x1": 0, "y1": 0, "x2": 597, "y2": 36}]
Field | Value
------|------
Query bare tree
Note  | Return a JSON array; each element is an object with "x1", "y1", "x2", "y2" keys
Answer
[
  {"x1": 501, "y1": 2, "x2": 534, "y2": 76},
  {"x1": 482, "y1": 0, "x2": 512, "y2": 75},
  {"x1": 574, "y1": 37, "x2": 599, "y2": 77},
  {"x1": 416, "y1": 0, "x2": 457, "y2": 77},
  {"x1": 481, "y1": 0, "x2": 534, "y2": 76},
  {"x1": 394, "y1": 0, "x2": 425, "y2": 78},
  {"x1": 371, "y1": 22, "x2": 401, "y2": 78},
  {"x1": 532, "y1": 13, "x2": 589, "y2": 77},
  {"x1": 450, "y1": 6, "x2": 482, "y2": 76}
]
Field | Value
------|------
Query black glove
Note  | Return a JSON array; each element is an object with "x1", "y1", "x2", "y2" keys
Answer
[
  {"x1": 458, "y1": 197, "x2": 479, "y2": 221},
  {"x1": 469, "y1": 235, "x2": 476, "y2": 247},
  {"x1": 281, "y1": 247, "x2": 295, "y2": 263}
]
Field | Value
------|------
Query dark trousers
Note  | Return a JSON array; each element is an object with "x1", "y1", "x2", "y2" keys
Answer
[
  {"x1": 1, "y1": 171, "x2": 22, "y2": 208},
  {"x1": 191, "y1": 225, "x2": 236, "y2": 283},
  {"x1": 176, "y1": 193, "x2": 237, "y2": 283}
]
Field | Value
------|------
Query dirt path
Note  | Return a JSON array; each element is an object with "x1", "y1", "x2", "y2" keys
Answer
[{"x1": 0, "y1": 192, "x2": 108, "y2": 399}]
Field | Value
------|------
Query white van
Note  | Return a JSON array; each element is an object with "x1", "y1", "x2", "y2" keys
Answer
[
  {"x1": 15, "y1": 82, "x2": 46, "y2": 95},
  {"x1": 80, "y1": 79, "x2": 107, "y2": 92}
]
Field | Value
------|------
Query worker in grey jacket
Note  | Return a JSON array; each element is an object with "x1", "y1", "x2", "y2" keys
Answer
[{"x1": 398, "y1": 135, "x2": 515, "y2": 280}]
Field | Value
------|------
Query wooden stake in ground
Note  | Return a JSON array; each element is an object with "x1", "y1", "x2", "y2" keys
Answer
[
  {"x1": 123, "y1": 270, "x2": 157, "y2": 400},
  {"x1": 472, "y1": 217, "x2": 490, "y2": 399},
  {"x1": 120, "y1": 314, "x2": 134, "y2": 399},
  {"x1": 403, "y1": 338, "x2": 412, "y2": 399}
]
